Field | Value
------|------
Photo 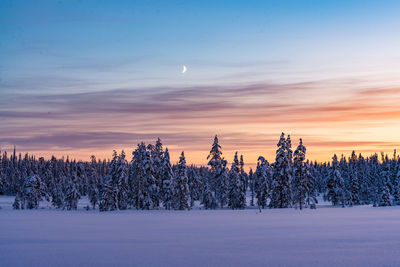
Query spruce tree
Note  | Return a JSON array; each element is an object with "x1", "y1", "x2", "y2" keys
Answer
[
  {"x1": 357, "y1": 154, "x2": 370, "y2": 204},
  {"x1": 161, "y1": 148, "x2": 175, "y2": 210},
  {"x1": 326, "y1": 154, "x2": 345, "y2": 206},
  {"x1": 116, "y1": 150, "x2": 129, "y2": 210},
  {"x1": 248, "y1": 168, "x2": 255, "y2": 206},
  {"x1": 206, "y1": 135, "x2": 227, "y2": 208},
  {"x1": 379, "y1": 155, "x2": 392, "y2": 207},
  {"x1": 228, "y1": 152, "x2": 246, "y2": 209},
  {"x1": 239, "y1": 155, "x2": 248, "y2": 198},
  {"x1": 88, "y1": 155, "x2": 100, "y2": 209},
  {"x1": 131, "y1": 143, "x2": 157, "y2": 210},
  {"x1": 254, "y1": 156, "x2": 270, "y2": 209},
  {"x1": 348, "y1": 151, "x2": 360, "y2": 206},
  {"x1": 380, "y1": 185, "x2": 392, "y2": 206},
  {"x1": 99, "y1": 151, "x2": 119, "y2": 211},
  {"x1": 305, "y1": 161, "x2": 318, "y2": 209},
  {"x1": 188, "y1": 166, "x2": 202, "y2": 208},
  {"x1": 13, "y1": 175, "x2": 48, "y2": 209},
  {"x1": 201, "y1": 176, "x2": 217, "y2": 209},
  {"x1": 393, "y1": 160, "x2": 400, "y2": 205},
  {"x1": 369, "y1": 154, "x2": 381, "y2": 207},
  {"x1": 270, "y1": 133, "x2": 292, "y2": 208},
  {"x1": 151, "y1": 138, "x2": 164, "y2": 207},
  {"x1": 292, "y1": 138, "x2": 307, "y2": 210},
  {"x1": 175, "y1": 152, "x2": 189, "y2": 210},
  {"x1": 64, "y1": 174, "x2": 80, "y2": 210}
]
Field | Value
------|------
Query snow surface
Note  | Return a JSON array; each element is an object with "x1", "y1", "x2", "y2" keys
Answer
[{"x1": 1, "y1": 195, "x2": 400, "y2": 267}]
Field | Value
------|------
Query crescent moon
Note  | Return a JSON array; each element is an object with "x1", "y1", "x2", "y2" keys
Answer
[{"x1": 182, "y1": 65, "x2": 187, "y2": 74}]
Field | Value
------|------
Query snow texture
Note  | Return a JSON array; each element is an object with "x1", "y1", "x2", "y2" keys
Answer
[{"x1": 1, "y1": 195, "x2": 400, "y2": 267}]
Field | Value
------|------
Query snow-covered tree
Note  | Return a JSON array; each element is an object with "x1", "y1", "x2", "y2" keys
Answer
[
  {"x1": 116, "y1": 150, "x2": 129, "y2": 210},
  {"x1": 254, "y1": 156, "x2": 270, "y2": 209},
  {"x1": 160, "y1": 148, "x2": 175, "y2": 210},
  {"x1": 206, "y1": 135, "x2": 228, "y2": 208},
  {"x1": 326, "y1": 154, "x2": 345, "y2": 207},
  {"x1": 87, "y1": 155, "x2": 100, "y2": 209},
  {"x1": 131, "y1": 143, "x2": 158, "y2": 210},
  {"x1": 248, "y1": 168, "x2": 255, "y2": 206},
  {"x1": 392, "y1": 158, "x2": 400, "y2": 205},
  {"x1": 348, "y1": 151, "x2": 360, "y2": 206},
  {"x1": 292, "y1": 138, "x2": 307, "y2": 210},
  {"x1": 270, "y1": 133, "x2": 292, "y2": 208},
  {"x1": 64, "y1": 170, "x2": 80, "y2": 210},
  {"x1": 228, "y1": 152, "x2": 246, "y2": 209},
  {"x1": 99, "y1": 151, "x2": 119, "y2": 211},
  {"x1": 239, "y1": 155, "x2": 248, "y2": 197},
  {"x1": 150, "y1": 138, "x2": 164, "y2": 207},
  {"x1": 188, "y1": 166, "x2": 202, "y2": 208},
  {"x1": 368, "y1": 154, "x2": 381, "y2": 207},
  {"x1": 305, "y1": 161, "x2": 318, "y2": 209},
  {"x1": 380, "y1": 184, "x2": 392, "y2": 206},
  {"x1": 13, "y1": 175, "x2": 48, "y2": 209},
  {"x1": 5, "y1": 135, "x2": 400, "y2": 213},
  {"x1": 175, "y1": 152, "x2": 189, "y2": 210},
  {"x1": 202, "y1": 179, "x2": 217, "y2": 209},
  {"x1": 379, "y1": 155, "x2": 392, "y2": 207}
]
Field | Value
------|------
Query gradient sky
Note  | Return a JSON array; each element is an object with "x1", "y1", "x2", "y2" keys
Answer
[{"x1": 1, "y1": 0, "x2": 400, "y2": 167}]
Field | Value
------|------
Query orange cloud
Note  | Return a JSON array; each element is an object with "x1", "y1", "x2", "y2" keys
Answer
[{"x1": 1, "y1": 79, "x2": 400, "y2": 166}]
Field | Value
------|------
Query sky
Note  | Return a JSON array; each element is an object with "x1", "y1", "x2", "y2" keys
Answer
[{"x1": 1, "y1": 0, "x2": 400, "y2": 167}]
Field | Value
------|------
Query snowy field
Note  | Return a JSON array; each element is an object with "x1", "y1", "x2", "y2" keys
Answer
[{"x1": 1, "y1": 196, "x2": 400, "y2": 267}]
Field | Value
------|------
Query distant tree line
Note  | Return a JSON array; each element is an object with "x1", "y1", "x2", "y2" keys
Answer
[{"x1": 1, "y1": 133, "x2": 399, "y2": 211}]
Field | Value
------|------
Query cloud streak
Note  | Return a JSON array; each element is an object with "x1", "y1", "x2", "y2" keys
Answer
[{"x1": 1, "y1": 78, "x2": 400, "y2": 164}]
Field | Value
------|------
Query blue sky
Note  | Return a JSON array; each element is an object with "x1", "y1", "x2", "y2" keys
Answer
[
  {"x1": 2, "y1": 0, "x2": 400, "y2": 93},
  {"x1": 1, "y1": 0, "x2": 400, "y2": 164}
]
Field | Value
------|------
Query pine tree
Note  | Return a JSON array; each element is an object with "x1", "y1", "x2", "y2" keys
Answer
[
  {"x1": 248, "y1": 168, "x2": 255, "y2": 206},
  {"x1": 131, "y1": 143, "x2": 158, "y2": 210},
  {"x1": 188, "y1": 166, "x2": 202, "y2": 208},
  {"x1": 64, "y1": 171, "x2": 80, "y2": 210},
  {"x1": 52, "y1": 171, "x2": 65, "y2": 209},
  {"x1": 292, "y1": 138, "x2": 307, "y2": 210},
  {"x1": 144, "y1": 146, "x2": 158, "y2": 210},
  {"x1": 99, "y1": 151, "x2": 119, "y2": 211},
  {"x1": 239, "y1": 155, "x2": 248, "y2": 198},
  {"x1": 392, "y1": 164, "x2": 400, "y2": 205},
  {"x1": 349, "y1": 169, "x2": 360, "y2": 206},
  {"x1": 348, "y1": 151, "x2": 360, "y2": 206},
  {"x1": 76, "y1": 162, "x2": 88, "y2": 196},
  {"x1": 270, "y1": 133, "x2": 292, "y2": 208},
  {"x1": 13, "y1": 175, "x2": 48, "y2": 209},
  {"x1": 369, "y1": 154, "x2": 381, "y2": 207},
  {"x1": 175, "y1": 152, "x2": 189, "y2": 210},
  {"x1": 254, "y1": 156, "x2": 270, "y2": 209},
  {"x1": 201, "y1": 176, "x2": 217, "y2": 209},
  {"x1": 160, "y1": 148, "x2": 175, "y2": 210},
  {"x1": 326, "y1": 154, "x2": 345, "y2": 206},
  {"x1": 206, "y1": 135, "x2": 227, "y2": 208},
  {"x1": 380, "y1": 184, "x2": 392, "y2": 206},
  {"x1": 357, "y1": 154, "x2": 370, "y2": 204},
  {"x1": 151, "y1": 138, "x2": 164, "y2": 207},
  {"x1": 305, "y1": 161, "x2": 318, "y2": 209},
  {"x1": 379, "y1": 155, "x2": 392, "y2": 207},
  {"x1": 228, "y1": 152, "x2": 246, "y2": 209},
  {"x1": 116, "y1": 151, "x2": 129, "y2": 210},
  {"x1": 88, "y1": 155, "x2": 100, "y2": 209}
]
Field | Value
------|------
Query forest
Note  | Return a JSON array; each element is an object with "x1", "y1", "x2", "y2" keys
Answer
[{"x1": 0, "y1": 133, "x2": 399, "y2": 211}]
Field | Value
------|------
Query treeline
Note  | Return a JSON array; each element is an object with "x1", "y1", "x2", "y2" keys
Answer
[{"x1": 0, "y1": 133, "x2": 399, "y2": 211}]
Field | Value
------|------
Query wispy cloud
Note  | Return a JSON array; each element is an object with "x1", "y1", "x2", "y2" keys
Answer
[{"x1": 1, "y1": 78, "x2": 400, "y2": 164}]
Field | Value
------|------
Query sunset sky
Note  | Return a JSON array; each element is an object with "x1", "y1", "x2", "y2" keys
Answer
[{"x1": 1, "y1": 0, "x2": 400, "y2": 167}]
